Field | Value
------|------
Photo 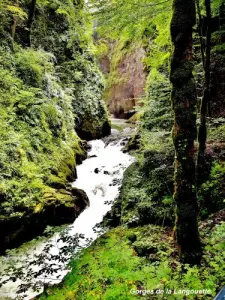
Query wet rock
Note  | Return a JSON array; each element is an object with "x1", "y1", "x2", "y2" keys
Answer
[
  {"x1": 109, "y1": 178, "x2": 121, "y2": 186},
  {"x1": 75, "y1": 119, "x2": 111, "y2": 142},
  {"x1": 122, "y1": 132, "x2": 140, "y2": 153},
  {"x1": 94, "y1": 168, "x2": 100, "y2": 174},
  {"x1": 71, "y1": 187, "x2": 90, "y2": 210},
  {"x1": 120, "y1": 141, "x2": 126, "y2": 146},
  {"x1": 76, "y1": 141, "x2": 88, "y2": 165},
  {"x1": 86, "y1": 142, "x2": 92, "y2": 152},
  {"x1": 112, "y1": 170, "x2": 120, "y2": 175},
  {"x1": 102, "y1": 120, "x2": 111, "y2": 137},
  {"x1": 0, "y1": 187, "x2": 89, "y2": 255}
]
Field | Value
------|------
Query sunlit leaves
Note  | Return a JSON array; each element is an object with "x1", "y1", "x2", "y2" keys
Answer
[{"x1": 7, "y1": 4, "x2": 27, "y2": 20}]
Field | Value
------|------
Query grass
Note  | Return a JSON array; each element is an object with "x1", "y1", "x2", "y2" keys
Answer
[{"x1": 39, "y1": 220, "x2": 225, "y2": 300}]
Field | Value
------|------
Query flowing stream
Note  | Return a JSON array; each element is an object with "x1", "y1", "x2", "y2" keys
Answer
[{"x1": 0, "y1": 130, "x2": 134, "y2": 299}]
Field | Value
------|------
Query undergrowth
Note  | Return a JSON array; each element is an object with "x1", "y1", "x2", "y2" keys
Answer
[{"x1": 40, "y1": 221, "x2": 225, "y2": 299}]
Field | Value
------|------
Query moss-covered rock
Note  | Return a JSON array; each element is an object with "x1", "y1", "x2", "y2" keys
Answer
[
  {"x1": 30, "y1": 0, "x2": 111, "y2": 141},
  {"x1": 0, "y1": 187, "x2": 89, "y2": 254}
]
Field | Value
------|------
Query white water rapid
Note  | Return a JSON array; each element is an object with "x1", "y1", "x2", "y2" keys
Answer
[{"x1": 0, "y1": 135, "x2": 134, "y2": 299}]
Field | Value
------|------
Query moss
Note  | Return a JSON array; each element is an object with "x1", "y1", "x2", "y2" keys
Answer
[
  {"x1": 0, "y1": 186, "x2": 89, "y2": 254},
  {"x1": 170, "y1": 0, "x2": 196, "y2": 41},
  {"x1": 198, "y1": 162, "x2": 225, "y2": 217},
  {"x1": 141, "y1": 68, "x2": 172, "y2": 132}
]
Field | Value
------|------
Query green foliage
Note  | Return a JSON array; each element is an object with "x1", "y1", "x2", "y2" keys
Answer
[
  {"x1": 14, "y1": 48, "x2": 54, "y2": 87},
  {"x1": 105, "y1": 141, "x2": 174, "y2": 229},
  {"x1": 91, "y1": 0, "x2": 172, "y2": 109},
  {"x1": 0, "y1": 0, "x2": 111, "y2": 254},
  {"x1": 31, "y1": 0, "x2": 110, "y2": 139},
  {"x1": 211, "y1": 0, "x2": 224, "y2": 15},
  {"x1": 39, "y1": 222, "x2": 225, "y2": 299},
  {"x1": 199, "y1": 162, "x2": 225, "y2": 216},
  {"x1": 59, "y1": 51, "x2": 110, "y2": 139},
  {"x1": 207, "y1": 119, "x2": 225, "y2": 141},
  {"x1": 0, "y1": 45, "x2": 82, "y2": 218},
  {"x1": 141, "y1": 70, "x2": 172, "y2": 133},
  {"x1": 90, "y1": 0, "x2": 172, "y2": 43},
  {"x1": 7, "y1": 4, "x2": 27, "y2": 20},
  {"x1": 140, "y1": 7, "x2": 172, "y2": 133}
]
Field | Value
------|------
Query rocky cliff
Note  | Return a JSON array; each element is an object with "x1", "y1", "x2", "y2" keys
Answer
[{"x1": 100, "y1": 44, "x2": 147, "y2": 118}]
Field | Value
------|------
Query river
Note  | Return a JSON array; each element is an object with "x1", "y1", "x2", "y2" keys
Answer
[{"x1": 0, "y1": 128, "x2": 134, "y2": 299}]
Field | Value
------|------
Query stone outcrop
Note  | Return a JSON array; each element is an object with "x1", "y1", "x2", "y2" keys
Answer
[
  {"x1": 100, "y1": 47, "x2": 147, "y2": 118},
  {"x1": 0, "y1": 187, "x2": 89, "y2": 254}
]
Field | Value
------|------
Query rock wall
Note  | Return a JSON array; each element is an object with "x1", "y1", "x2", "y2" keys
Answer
[
  {"x1": 101, "y1": 46, "x2": 147, "y2": 118},
  {"x1": 31, "y1": 1, "x2": 111, "y2": 140}
]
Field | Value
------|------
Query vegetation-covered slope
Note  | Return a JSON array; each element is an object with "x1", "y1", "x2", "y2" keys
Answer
[
  {"x1": 0, "y1": 0, "x2": 110, "y2": 253},
  {"x1": 39, "y1": 221, "x2": 225, "y2": 300}
]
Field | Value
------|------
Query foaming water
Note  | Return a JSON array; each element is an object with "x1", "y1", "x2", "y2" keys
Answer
[{"x1": 0, "y1": 138, "x2": 134, "y2": 299}]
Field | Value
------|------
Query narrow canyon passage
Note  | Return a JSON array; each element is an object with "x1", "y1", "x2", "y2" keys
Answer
[{"x1": 0, "y1": 126, "x2": 134, "y2": 299}]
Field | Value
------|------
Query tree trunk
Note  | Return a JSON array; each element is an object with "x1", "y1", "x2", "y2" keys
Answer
[
  {"x1": 170, "y1": 0, "x2": 202, "y2": 265},
  {"x1": 196, "y1": 0, "x2": 205, "y2": 67},
  {"x1": 197, "y1": 0, "x2": 211, "y2": 188},
  {"x1": 11, "y1": 0, "x2": 19, "y2": 41},
  {"x1": 24, "y1": 0, "x2": 37, "y2": 47}
]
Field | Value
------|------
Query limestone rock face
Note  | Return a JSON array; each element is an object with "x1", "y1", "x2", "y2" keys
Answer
[{"x1": 101, "y1": 47, "x2": 147, "y2": 118}]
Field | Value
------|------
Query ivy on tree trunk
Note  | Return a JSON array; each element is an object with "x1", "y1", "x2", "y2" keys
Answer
[{"x1": 170, "y1": 0, "x2": 202, "y2": 265}]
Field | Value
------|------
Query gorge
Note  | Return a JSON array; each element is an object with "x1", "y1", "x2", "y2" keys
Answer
[{"x1": 0, "y1": 0, "x2": 225, "y2": 299}]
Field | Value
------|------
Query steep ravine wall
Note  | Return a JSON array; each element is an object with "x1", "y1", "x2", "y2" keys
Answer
[
  {"x1": 100, "y1": 46, "x2": 147, "y2": 118},
  {"x1": 0, "y1": 1, "x2": 110, "y2": 253}
]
